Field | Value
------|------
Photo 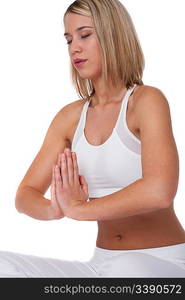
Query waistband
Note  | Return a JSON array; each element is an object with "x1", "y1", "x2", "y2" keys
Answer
[{"x1": 93, "y1": 243, "x2": 185, "y2": 261}]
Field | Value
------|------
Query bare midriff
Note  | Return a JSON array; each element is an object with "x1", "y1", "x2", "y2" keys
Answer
[{"x1": 91, "y1": 201, "x2": 185, "y2": 250}]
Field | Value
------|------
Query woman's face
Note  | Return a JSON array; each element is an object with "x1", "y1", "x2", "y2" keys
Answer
[{"x1": 64, "y1": 13, "x2": 102, "y2": 80}]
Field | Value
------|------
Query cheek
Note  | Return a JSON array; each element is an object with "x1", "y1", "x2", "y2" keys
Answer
[{"x1": 88, "y1": 40, "x2": 102, "y2": 62}]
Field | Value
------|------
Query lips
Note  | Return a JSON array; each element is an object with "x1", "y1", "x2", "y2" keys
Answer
[
  {"x1": 73, "y1": 59, "x2": 88, "y2": 68},
  {"x1": 73, "y1": 59, "x2": 87, "y2": 64},
  {"x1": 77, "y1": 59, "x2": 86, "y2": 63}
]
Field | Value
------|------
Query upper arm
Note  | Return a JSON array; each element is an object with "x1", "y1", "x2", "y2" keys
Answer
[
  {"x1": 17, "y1": 100, "x2": 81, "y2": 195},
  {"x1": 135, "y1": 86, "x2": 179, "y2": 203}
]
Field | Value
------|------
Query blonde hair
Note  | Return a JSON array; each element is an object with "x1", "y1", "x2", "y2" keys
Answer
[{"x1": 63, "y1": 0, "x2": 145, "y2": 100}]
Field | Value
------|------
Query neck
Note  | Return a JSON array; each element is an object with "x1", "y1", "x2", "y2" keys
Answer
[{"x1": 91, "y1": 78, "x2": 127, "y2": 107}]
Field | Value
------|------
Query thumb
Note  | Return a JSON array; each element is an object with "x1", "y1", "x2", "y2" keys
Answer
[{"x1": 79, "y1": 175, "x2": 88, "y2": 195}]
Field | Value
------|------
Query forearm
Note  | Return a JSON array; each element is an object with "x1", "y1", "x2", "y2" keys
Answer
[
  {"x1": 15, "y1": 186, "x2": 63, "y2": 221},
  {"x1": 71, "y1": 178, "x2": 171, "y2": 221}
]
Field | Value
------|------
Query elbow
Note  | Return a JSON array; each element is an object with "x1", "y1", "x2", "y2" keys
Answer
[
  {"x1": 15, "y1": 196, "x2": 21, "y2": 213},
  {"x1": 145, "y1": 178, "x2": 177, "y2": 209},
  {"x1": 15, "y1": 201, "x2": 22, "y2": 213},
  {"x1": 159, "y1": 195, "x2": 174, "y2": 209},
  {"x1": 15, "y1": 186, "x2": 24, "y2": 213},
  {"x1": 159, "y1": 182, "x2": 178, "y2": 209}
]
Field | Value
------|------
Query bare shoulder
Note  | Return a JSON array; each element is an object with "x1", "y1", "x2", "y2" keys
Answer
[
  {"x1": 59, "y1": 98, "x2": 85, "y2": 117},
  {"x1": 17, "y1": 98, "x2": 86, "y2": 195},
  {"x1": 134, "y1": 84, "x2": 169, "y2": 107},
  {"x1": 53, "y1": 98, "x2": 86, "y2": 136},
  {"x1": 56, "y1": 98, "x2": 88, "y2": 144},
  {"x1": 133, "y1": 84, "x2": 171, "y2": 129}
]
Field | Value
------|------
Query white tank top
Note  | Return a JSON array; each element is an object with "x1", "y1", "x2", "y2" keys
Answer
[{"x1": 71, "y1": 84, "x2": 142, "y2": 198}]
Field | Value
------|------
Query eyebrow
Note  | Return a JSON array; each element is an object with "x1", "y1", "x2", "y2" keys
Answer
[{"x1": 64, "y1": 26, "x2": 94, "y2": 36}]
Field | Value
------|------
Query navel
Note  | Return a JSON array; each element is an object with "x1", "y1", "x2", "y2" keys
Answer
[{"x1": 115, "y1": 234, "x2": 123, "y2": 240}]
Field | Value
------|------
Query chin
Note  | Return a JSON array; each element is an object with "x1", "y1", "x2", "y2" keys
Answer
[{"x1": 78, "y1": 73, "x2": 94, "y2": 80}]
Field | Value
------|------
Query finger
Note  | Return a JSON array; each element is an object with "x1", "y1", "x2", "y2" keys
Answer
[
  {"x1": 80, "y1": 175, "x2": 88, "y2": 192},
  {"x1": 55, "y1": 164, "x2": 63, "y2": 195},
  {"x1": 57, "y1": 153, "x2": 60, "y2": 166},
  {"x1": 57, "y1": 154, "x2": 62, "y2": 181},
  {"x1": 50, "y1": 165, "x2": 55, "y2": 198},
  {"x1": 60, "y1": 153, "x2": 68, "y2": 187},
  {"x1": 72, "y1": 152, "x2": 79, "y2": 185},
  {"x1": 64, "y1": 148, "x2": 74, "y2": 185},
  {"x1": 51, "y1": 165, "x2": 57, "y2": 200}
]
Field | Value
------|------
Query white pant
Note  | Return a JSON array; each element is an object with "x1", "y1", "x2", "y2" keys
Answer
[{"x1": 0, "y1": 243, "x2": 185, "y2": 277}]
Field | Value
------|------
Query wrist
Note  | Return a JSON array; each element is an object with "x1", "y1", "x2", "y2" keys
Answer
[
  {"x1": 66, "y1": 201, "x2": 91, "y2": 221},
  {"x1": 46, "y1": 200, "x2": 65, "y2": 220}
]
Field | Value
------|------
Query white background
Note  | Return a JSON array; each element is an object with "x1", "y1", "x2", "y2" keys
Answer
[{"x1": 0, "y1": 0, "x2": 184, "y2": 262}]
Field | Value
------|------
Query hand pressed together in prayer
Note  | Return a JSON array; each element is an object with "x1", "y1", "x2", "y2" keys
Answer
[{"x1": 50, "y1": 148, "x2": 89, "y2": 219}]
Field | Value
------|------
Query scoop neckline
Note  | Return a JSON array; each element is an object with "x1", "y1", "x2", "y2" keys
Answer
[
  {"x1": 83, "y1": 127, "x2": 117, "y2": 148},
  {"x1": 83, "y1": 87, "x2": 133, "y2": 148}
]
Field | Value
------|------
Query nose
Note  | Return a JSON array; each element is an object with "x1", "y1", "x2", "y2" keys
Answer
[{"x1": 69, "y1": 38, "x2": 83, "y2": 56}]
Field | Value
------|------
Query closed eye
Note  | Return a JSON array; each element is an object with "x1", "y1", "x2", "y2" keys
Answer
[{"x1": 66, "y1": 34, "x2": 91, "y2": 45}]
